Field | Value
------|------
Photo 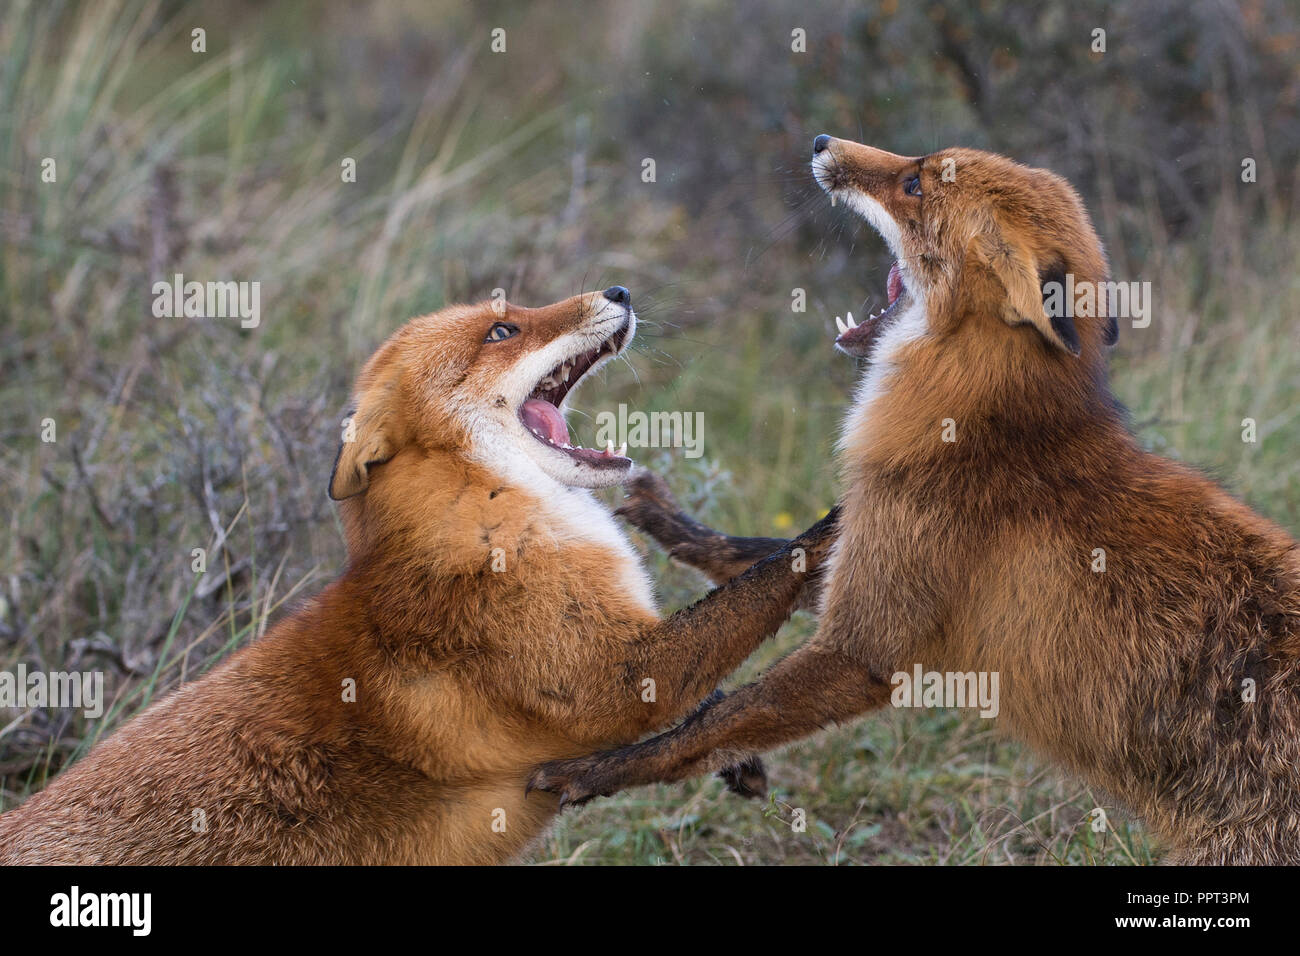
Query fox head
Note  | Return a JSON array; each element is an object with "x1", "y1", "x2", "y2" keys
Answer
[
  {"x1": 329, "y1": 288, "x2": 636, "y2": 507},
  {"x1": 811, "y1": 135, "x2": 1117, "y2": 363}
]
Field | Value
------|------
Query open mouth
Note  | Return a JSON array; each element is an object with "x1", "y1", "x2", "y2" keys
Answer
[
  {"x1": 518, "y1": 321, "x2": 632, "y2": 470},
  {"x1": 834, "y1": 260, "x2": 907, "y2": 358}
]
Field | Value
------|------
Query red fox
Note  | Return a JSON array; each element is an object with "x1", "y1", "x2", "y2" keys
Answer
[
  {"x1": 531, "y1": 138, "x2": 1300, "y2": 865},
  {"x1": 0, "y1": 288, "x2": 836, "y2": 864}
]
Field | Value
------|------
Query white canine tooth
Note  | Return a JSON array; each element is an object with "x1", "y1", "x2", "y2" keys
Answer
[
  {"x1": 845, "y1": 311, "x2": 857, "y2": 329},
  {"x1": 835, "y1": 316, "x2": 848, "y2": 335},
  {"x1": 605, "y1": 440, "x2": 615, "y2": 456},
  {"x1": 617, "y1": 442, "x2": 627, "y2": 458},
  {"x1": 561, "y1": 364, "x2": 571, "y2": 382}
]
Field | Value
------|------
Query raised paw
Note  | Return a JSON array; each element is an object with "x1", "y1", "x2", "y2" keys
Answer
[
  {"x1": 718, "y1": 755, "x2": 768, "y2": 799},
  {"x1": 614, "y1": 469, "x2": 684, "y2": 540},
  {"x1": 526, "y1": 755, "x2": 620, "y2": 810},
  {"x1": 623, "y1": 468, "x2": 680, "y2": 510}
]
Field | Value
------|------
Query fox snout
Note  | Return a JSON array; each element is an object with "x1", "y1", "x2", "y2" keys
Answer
[
  {"x1": 811, "y1": 135, "x2": 921, "y2": 213},
  {"x1": 812, "y1": 133, "x2": 1115, "y2": 360},
  {"x1": 602, "y1": 285, "x2": 631, "y2": 307}
]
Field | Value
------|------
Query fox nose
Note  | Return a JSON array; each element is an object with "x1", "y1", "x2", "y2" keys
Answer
[
  {"x1": 603, "y1": 286, "x2": 631, "y2": 307},
  {"x1": 813, "y1": 134, "x2": 832, "y2": 155}
]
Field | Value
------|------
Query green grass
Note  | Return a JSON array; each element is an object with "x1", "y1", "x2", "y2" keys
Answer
[{"x1": 2, "y1": 0, "x2": 1297, "y2": 865}]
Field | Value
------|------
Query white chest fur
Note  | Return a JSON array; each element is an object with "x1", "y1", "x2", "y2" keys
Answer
[{"x1": 840, "y1": 296, "x2": 929, "y2": 449}]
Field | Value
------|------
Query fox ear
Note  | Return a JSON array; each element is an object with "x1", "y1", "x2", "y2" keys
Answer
[
  {"x1": 1102, "y1": 310, "x2": 1120, "y2": 347},
  {"x1": 328, "y1": 382, "x2": 402, "y2": 501},
  {"x1": 973, "y1": 232, "x2": 1080, "y2": 356}
]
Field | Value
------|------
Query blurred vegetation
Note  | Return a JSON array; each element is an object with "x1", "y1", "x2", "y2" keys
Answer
[{"x1": 1, "y1": 0, "x2": 1297, "y2": 863}]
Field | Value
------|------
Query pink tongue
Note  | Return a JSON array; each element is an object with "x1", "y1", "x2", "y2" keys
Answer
[
  {"x1": 521, "y1": 398, "x2": 569, "y2": 445},
  {"x1": 886, "y1": 261, "x2": 903, "y2": 305}
]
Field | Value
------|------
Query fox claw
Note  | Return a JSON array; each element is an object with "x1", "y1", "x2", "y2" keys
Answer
[
  {"x1": 615, "y1": 472, "x2": 682, "y2": 536},
  {"x1": 527, "y1": 759, "x2": 609, "y2": 810}
]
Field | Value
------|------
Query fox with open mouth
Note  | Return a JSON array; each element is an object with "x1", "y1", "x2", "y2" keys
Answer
[
  {"x1": 0, "y1": 287, "x2": 837, "y2": 865},
  {"x1": 532, "y1": 137, "x2": 1300, "y2": 865}
]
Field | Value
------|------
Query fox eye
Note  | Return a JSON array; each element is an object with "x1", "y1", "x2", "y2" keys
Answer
[
  {"x1": 904, "y1": 174, "x2": 922, "y2": 198},
  {"x1": 484, "y1": 322, "x2": 519, "y2": 343}
]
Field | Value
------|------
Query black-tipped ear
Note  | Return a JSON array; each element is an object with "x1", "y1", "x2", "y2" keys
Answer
[
  {"x1": 328, "y1": 396, "x2": 399, "y2": 501},
  {"x1": 1102, "y1": 312, "x2": 1119, "y2": 347},
  {"x1": 1039, "y1": 262, "x2": 1081, "y2": 357},
  {"x1": 1049, "y1": 311, "x2": 1081, "y2": 356},
  {"x1": 974, "y1": 230, "x2": 1079, "y2": 357}
]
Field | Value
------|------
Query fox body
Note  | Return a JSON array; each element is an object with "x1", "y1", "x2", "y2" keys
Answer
[
  {"x1": 0, "y1": 289, "x2": 834, "y2": 864},
  {"x1": 533, "y1": 140, "x2": 1300, "y2": 865}
]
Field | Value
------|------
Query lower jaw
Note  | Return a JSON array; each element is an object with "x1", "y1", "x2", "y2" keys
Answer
[
  {"x1": 522, "y1": 434, "x2": 633, "y2": 479},
  {"x1": 552, "y1": 448, "x2": 631, "y2": 471},
  {"x1": 518, "y1": 397, "x2": 632, "y2": 472},
  {"x1": 835, "y1": 303, "x2": 898, "y2": 358},
  {"x1": 540, "y1": 459, "x2": 632, "y2": 489}
]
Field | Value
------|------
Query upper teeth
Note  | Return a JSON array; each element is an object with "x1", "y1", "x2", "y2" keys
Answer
[{"x1": 538, "y1": 362, "x2": 576, "y2": 391}]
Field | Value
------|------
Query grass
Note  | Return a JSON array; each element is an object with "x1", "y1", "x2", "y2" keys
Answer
[{"x1": 2, "y1": 0, "x2": 1297, "y2": 865}]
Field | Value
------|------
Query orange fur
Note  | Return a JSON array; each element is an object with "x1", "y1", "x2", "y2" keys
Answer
[
  {"x1": 0, "y1": 291, "x2": 835, "y2": 864},
  {"x1": 533, "y1": 141, "x2": 1300, "y2": 864}
]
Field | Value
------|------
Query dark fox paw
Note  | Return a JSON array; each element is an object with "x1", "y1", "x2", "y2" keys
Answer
[
  {"x1": 526, "y1": 756, "x2": 619, "y2": 810},
  {"x1": 615, "y1": 470, "x2": 684, "y2": 539},
  {"x1": 718, "y1": 755, "x2": 768, "y2": 799}
]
